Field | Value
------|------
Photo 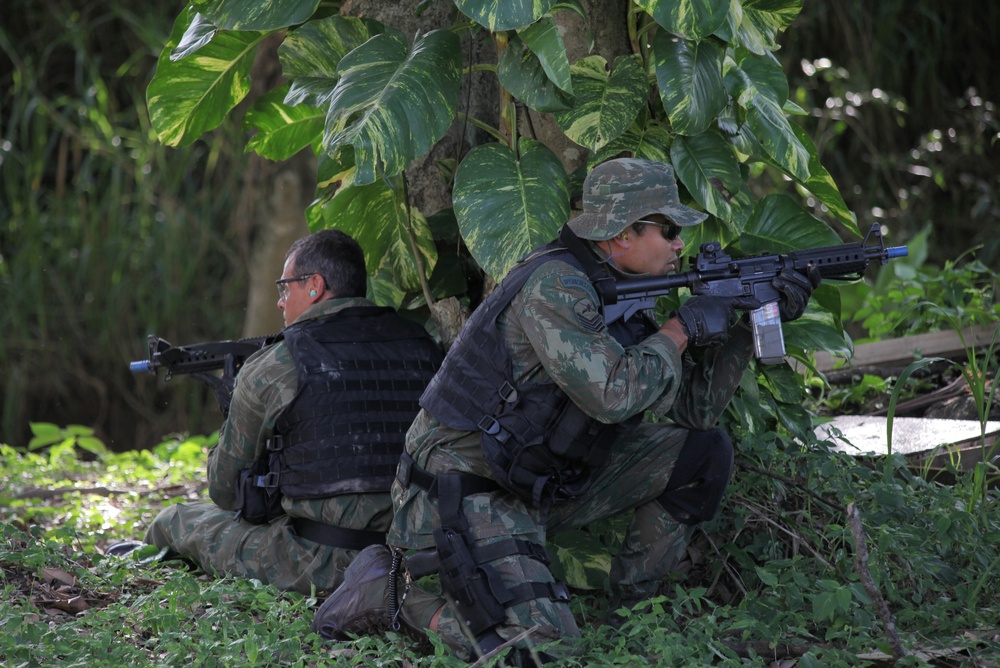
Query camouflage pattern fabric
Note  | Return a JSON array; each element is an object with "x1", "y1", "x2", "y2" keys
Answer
[
  {"x1": 145, "y1": 298, "x2": 394, "y2": 595},
  {"x1": 388, "y1": 258, "x2": 753, "y2": 659}
]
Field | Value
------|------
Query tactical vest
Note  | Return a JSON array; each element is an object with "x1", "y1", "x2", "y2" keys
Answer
[
  {"x1": 419, "y1": 230, "x2": 658, "y2": 508},
  {"x1": 268, "y1": 306, "x2": 443, "y2": 499}
]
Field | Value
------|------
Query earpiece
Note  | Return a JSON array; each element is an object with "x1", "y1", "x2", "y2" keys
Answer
[
  {"x1": 309, "y1": 290, "x2": 318, "y2": 297},
  {"x1": 620, "y1": 231, "x2": 629, "y2": 241}
]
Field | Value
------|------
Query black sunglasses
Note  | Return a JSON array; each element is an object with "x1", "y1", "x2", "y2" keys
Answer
[{"x1": 634, "y1": 219, "x2": 681, "y2": 241}]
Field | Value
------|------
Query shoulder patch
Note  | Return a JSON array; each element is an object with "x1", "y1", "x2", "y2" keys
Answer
[
  {"x1": 559, "y1": 275, "x2": 593, "y2": 293},
  {"x1": 574, "y1": 299, "x2": 604, "y2": 333}
]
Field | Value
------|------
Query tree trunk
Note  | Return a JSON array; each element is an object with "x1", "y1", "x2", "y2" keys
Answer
[{"x1": 231, "y1": 34, "x2": 315, "y2": 338}]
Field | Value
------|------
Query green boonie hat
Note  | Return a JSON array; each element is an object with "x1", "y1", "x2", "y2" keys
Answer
[{"x1": 567, "y1": 158, "x2": 708, "y2": 241}]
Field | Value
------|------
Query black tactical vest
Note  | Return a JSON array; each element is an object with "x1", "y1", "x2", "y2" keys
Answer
[
  {"x1": 269, "y1": 306, "x2": 443, "y2": 499},
  {"x1": 419, "y1": 231, "x2": 657, "y2": 507}
]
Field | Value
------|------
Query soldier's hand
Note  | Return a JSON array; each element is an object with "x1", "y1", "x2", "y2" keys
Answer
[
  {"x1": 773, "y1": 264, "x2": 821, "y2": 322},
  {"x1": 677, "y1": 295, "x2": 761, "y2": 347}
]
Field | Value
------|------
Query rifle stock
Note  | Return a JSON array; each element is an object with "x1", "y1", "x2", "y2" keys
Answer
[{"x1": 605, "y1": 224, "x2": 908, "y2": 364}]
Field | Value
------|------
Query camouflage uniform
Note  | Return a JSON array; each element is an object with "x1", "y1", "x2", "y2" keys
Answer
[
  {"x1": 146, "y1": 298, "x2": 393, "y2": 595},
  {"x1": 388, "y1": 256, "x2": 753, "y2": 658}
]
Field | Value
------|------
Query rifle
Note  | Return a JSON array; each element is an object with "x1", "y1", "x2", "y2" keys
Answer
[
  {"x1": 130, "y1": 334, "x2": 278, "y2": 414},
  {"x1": 604, "y1": 223, "x2": 908, "y2": 364}
]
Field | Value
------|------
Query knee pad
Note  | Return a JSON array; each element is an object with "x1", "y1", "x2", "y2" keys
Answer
[{"x1": 656, "y1": 428, "x2": 734, "y2": 524}]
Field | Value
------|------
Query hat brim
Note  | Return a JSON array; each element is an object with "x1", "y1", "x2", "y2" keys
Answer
[{"x1": 567, "y1": 203, "x2": 708, "y2": 241}]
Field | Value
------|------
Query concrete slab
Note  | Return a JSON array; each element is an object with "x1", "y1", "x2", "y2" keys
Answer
[{"x1": 815, "y1": 415, "x2": 999, "y2": 458}]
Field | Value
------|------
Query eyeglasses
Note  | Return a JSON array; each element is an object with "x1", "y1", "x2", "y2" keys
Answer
[
  {"x1": 275, "y1": 274, "x2": 315, "y2": 300},
  {"x1": 635, "y1": 219, "x2": 681, "y2": 242}
]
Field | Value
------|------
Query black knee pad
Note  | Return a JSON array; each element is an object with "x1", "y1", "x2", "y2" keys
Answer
[{"x1": 656, "y1": 428, "x2": 734, "y2": 524}]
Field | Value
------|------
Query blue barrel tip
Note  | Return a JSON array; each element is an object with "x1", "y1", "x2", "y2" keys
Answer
[
  {"x1": 887, "y1": 247, "x2": 908, "y2": 259},
  {"x1": 130, "y1": 360, "x2": 151, "y2": 373}
]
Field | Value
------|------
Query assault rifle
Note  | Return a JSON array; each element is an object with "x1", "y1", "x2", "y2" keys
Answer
[
  {"x1": 130, "y1": 334, "x2": 278, "y2": 414},
  {"x1": 604, "y1": 223, "x2": 908, "y2": 364}
]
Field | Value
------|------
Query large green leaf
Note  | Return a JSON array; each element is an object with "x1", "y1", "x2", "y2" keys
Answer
[
  {"x1": 635, "y1": 0, "x2": 730, "y2": 40},
  {"x1": 745, "y1": 99, "x2": 810, "y2": 181},
  {"x1": 738, "y1": 194, "x2": 841, "y2": 255},
  {"x1": 196, "y1": 0, "x2": 320, "y2": 31},
  {"x1": 243, "y1": 84, "x2": 324, "y2": 161},
  {"x1": 306, "y1": 179, "x2": 437, "y2": 292},
  {"x1": 589, "y1": 113, "x2": 673, "y2": 167},
  {"x1": 498, "y1": 34, "x2": 574, "y2": 112},
  {"x1": 760, "y1": 123, "x2": 858, "y2": 235},
  {"x1": 453, "y1": 140, "x2": 569, "y2": 280},
  {"x1": 735, "y1": 0, "x2": 805, "y2": 54},
  {"x1": 325, "y1": 29, "x2": 462, "y2": 185},
  {"x1": 734, "y1": 50, "x2": 788, "y2": 105},
  {"x1": 652, "y1": 32, "x2": 727, "y2": 136},
  {"x1": 670, "y1": 131, "x2": 742, "y2": 222},
  {"x1": 552, "y1": 55, "x2": 646, "y2": 151},
  {"x1": 279, "y1": 16, "x2": 387, "y2": 108},
  {"x1": 171, "y1": 13, "x2": 217, "y2": 60},
  {"x1": 147, "y1": 8, "x2": 268, "y2": 147},
  {"x1": 453, "y1": 0, "x2": 557, "y2": 31},
  {"x1": 497, "y1": 16, "x2": 573, "y2": 112},
  {"x1": 520, "y1": 16, "x2": 573, "y2": 94},
  {"x1": 785, "y1": 304, "x2": 852, "y2": 358}
]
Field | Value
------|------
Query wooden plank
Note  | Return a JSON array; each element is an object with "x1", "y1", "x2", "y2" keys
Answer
[{"x1": 812, "y1": 323, "x2": 999, "y2": 373}]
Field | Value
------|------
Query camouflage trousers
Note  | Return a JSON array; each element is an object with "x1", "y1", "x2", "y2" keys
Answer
[
  {"x1": 390, "y1": 421, "x2": 713, "y2": 660},
  {"x1": 145, "y1": 500, "x2": 389, "y2": 595}
]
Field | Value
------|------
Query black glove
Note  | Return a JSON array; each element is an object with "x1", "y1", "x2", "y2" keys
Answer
[
  {"x1": 677, "y1": 295, "x2": 762, "y2": 347},
  {"x1": 773, "y1": 265, "x2": 821, "y2": 322}
]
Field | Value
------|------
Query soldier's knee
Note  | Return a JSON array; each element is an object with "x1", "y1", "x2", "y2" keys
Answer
[{"x1": 656, "y1": 428, "x2": 734, "y2": 524}]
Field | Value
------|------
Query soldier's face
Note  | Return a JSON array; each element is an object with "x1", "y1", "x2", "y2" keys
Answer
[
  {"x1": 276, "y1": 255, "x2": 323, "y2": 326},
  {"x1": 614, "y1": 215, "x2": 685, "y2": 276}
]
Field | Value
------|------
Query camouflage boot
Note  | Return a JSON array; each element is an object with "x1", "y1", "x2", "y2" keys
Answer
[{"x1": 312, "y1": 544, "x2": 440, "y2": 641}]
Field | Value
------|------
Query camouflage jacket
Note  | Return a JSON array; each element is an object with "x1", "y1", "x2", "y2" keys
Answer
[{"x1": 207, "y1": 297, "x2": 393, "y2": 526}]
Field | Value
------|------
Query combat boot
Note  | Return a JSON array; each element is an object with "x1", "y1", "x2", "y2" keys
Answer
[{"x1": 312, "y1": 544, "x2": 441, "y2": 641}]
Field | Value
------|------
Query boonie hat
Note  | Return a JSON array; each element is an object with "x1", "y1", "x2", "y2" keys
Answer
[{"x1": 567, "y1": 158, "x2": 708, "y2": 241}]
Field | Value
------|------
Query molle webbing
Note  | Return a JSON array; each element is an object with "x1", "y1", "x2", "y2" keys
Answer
[{"x1": 272, "y1": 306, "x2": 442, "y2": 499}]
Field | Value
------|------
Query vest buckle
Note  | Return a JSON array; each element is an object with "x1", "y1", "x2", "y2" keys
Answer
[
  {"x1": 477, "y1": 415, "x2": 501, "y2": 436},
  {"x1": 266, "y1": 435, "x2": 284, "y2": 452},
  {"x1": 497, "y1": 382, "x2": 518, "y2": 404},
  {"x1": 256, "y1": 471, "x2": 280, "y2": 490}
]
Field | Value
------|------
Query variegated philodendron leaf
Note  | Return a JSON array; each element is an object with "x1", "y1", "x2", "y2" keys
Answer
[
  {"x1": 325, "y1": 29, "x2": 462, "y2": 186},
  {"x1": 171, "y1": 12, "x2": 217, "y2": 60},
  {"x1": 588, "y1": 113, "x2": 673, "y2": 168},
  {"x1": 552, "y1": 55, "x2": 646, "y2": 151},
  {"x1": 724, "y1": 54, "x2": 809, "y2": 182},
  {"x1": 670, "y1": 130, "x2": 742, "y2": 222},
  {"x1": 195, "y1": 0, "x2": 320, "y2": 31},
  {"x1": 243, "y1": 84, "x2": 324, "y2": 161},
  {"x1": 147, "y1": 7, "x2": 268, "y2": 147},
  {"x1": 519, "y1": 16, "x2": 572, "y2": 94},
  {"x1": 279, "y1": 16, "x2": 389, "y2": 108},
  {"x1": 635, "y1": 0, "x2": 729, "y2": 41},
  {"x1": 306, "y1": 179, "x2": 437, "y2": 292},
  {"x1": 735, "y1": 0, "x2": 805, "y2": 55},
  {"x1": 499, "y1": 16, "x2": 574, "y2": 112},
  {"x1": 453, "y1": 0, "x2": 557, "y2": 31},
  {"x1": 738, "y1": 194, "x2": 841, "y2": 256},
  {"x1": 653, "y1": 32, "x2": 727, "y2": 136},
  {"x1": 454, "y1": 140, "x2": 569, "y2": 280},
  {"x1": 498, "y1": 36, "x2": 573, "y2": 112},
  {"x1": 788, "y1": 124, "x2": 856, "y2": 234}
]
